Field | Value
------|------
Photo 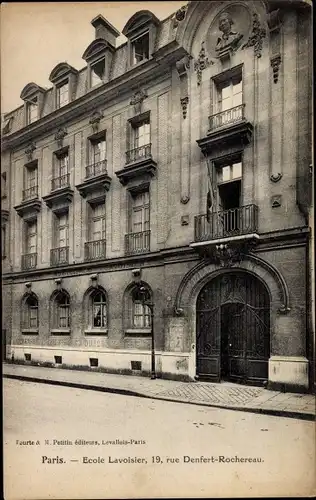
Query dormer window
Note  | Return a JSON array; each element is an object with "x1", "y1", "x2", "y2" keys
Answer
[
  {"x1": 20, "y1": 82, "x2": 45, "y2": 127},
  {"x1": 83, "y1": 16, "x2": 120, "y2": 91},
  {"x1": 122, "y1": 10, "x2": 159, "y2": 70},
  {"x1": 131, "y1": 32, "x2": 149, "y2": 65},
  {"x1": 27, "y1": 97, "x2": 38, "y2": 124},
  {"x1": 57, "y1": 81, "x2": 69, "y2": 108},
  {"x1": 90, "y1": 58, "x2": 105, "y2": 87},
  {"x1": 49, "y1": 62, "x2": 78, "y2": 111}
]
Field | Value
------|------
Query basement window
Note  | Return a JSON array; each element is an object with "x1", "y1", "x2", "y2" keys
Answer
[
  {"x1": 131, "y1": 361, "x2": 142, "y2": 371},
  {"x1": 54, "y1": 355, "x2": 62, "y2": 364},
  {"x1": 90, "y1": 357, "x2": 99, "y2": 368},
  {"x1": 24, "y1": 353, "x2": 32, "y2": 362}
]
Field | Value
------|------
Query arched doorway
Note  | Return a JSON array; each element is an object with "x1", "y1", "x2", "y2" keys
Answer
[{"x1": 196, "y1": 272, "x2": 270, "y2": 385}]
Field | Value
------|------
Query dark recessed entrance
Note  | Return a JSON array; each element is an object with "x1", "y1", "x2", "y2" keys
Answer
[{"x1": 196, "y1": 272, "x2": 270, "y2": 385}]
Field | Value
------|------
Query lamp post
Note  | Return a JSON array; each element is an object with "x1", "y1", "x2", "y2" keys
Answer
[{"x1": 138, "y1": 284, "x2": 156, "y2": 380}]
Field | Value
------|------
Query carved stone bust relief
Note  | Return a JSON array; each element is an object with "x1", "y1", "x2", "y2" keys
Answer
[
  {"x1": 215, "y1": 12, "x2": 243, "y2": 54},
  {"x1": 207, "y1": 6, "x2": 251, "y2": 59}
]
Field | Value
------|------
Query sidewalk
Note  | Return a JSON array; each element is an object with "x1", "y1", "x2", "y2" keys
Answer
[{"x1": 3, "y1": 363, "x2": 315, "y2": 421}]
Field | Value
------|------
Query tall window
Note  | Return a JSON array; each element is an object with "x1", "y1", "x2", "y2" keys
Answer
[
  {"x1": 211, "y1": 69, "x2": 243, "y2": 129},
  {"x1": 56, "y1": 152, "x2": 69, "y2": 178},
  {"x1": 131, "y1": 33, "x2": 149, "y2": 65},
  {"x1": 90, "y1": 203, "x2": 106, "y2": 241},
  {"x1": 53, "y1": 151, "x2": 69, "y2": 189},
  {"x1": 133, "y1": 121, "x2": 150, "y2": 149},
  {"x1": 22, "y1": 294, "x2": 38, "y2": 330},
  {"x1": 219, "y1": 75, "x2": 243, "y2": 111},
  {"x1": 57, "y1": 81, "x2": 69, "y2": 108},
  {"x1": 90, "y1": 289, "x2": 107, "y2": 328},
  {"x1": 130, "y1": 287, "x2": 151, "y2": 328},
  {"x1": 24, "y1": 164, "x2": 38, "y2": 200},
  {"x1": 55, "y1": 212, "x2": 69, "y2": 248},
  {"x1": 25, "y1": 220, "x2": 37, "y2": 255},
  {"x1": 90, "y1": 136, "x2": 106, "y2": 164},
  {"x1": 27, "y1": 97, "x2": 38, "y2": 124},
  {"x1": 53, "y1": 290, "x2": 70, "y2": 329},
  {"x1": 90, "y1": 59, "x2": 105, "y2": 87},
  {"x1": 130, "y1": 191, "x2": 150, "y2": 234},
  {"x1": 216, "y1": 158, "x2": 243, "y2": 233}
]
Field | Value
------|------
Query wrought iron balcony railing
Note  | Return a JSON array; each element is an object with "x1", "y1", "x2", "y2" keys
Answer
[
  {"x1": 126, "y1": 143, "x2": 152, "y2": 164},
  {"x1": 194, "y1": 204, "x2": 258, "y2": 242},
  {"x1": 125, "y1": 230, "x2": 150, "y2": 255},
  {"x1": 51, "y1": 173, "x2": 70, "y2": 191},
  {"x1": 50, "y1": 246, "x2": 69, "y2": 266},
  {"x1": 84, "y1": 239, "x2": 106, "y2": 261},
  {"x1": 22, "y1": 186, "x2": 38, "y2": 202},
  {"x1": 85, "y1": 160, "x2": 107, "y2": 179},
  {"x1": 208, "y1": 104, "x2": 245, "y2": 131},
  {"x1": 21, "y1": 252, "x2": 37, "y2": 270}
]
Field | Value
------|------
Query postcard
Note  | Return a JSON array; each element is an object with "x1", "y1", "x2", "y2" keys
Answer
[{"x1": 2, "y1": 1, "x2": 315, "y2": 498}]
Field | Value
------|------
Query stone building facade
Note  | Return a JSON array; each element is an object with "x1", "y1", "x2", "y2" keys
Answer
[{"x1": 1, "y1": 0, "x2": 313, "y2": 391}]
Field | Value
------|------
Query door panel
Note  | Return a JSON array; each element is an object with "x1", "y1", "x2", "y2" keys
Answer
[
  {"x1": 196, "y1": 307, "x2": 221, "y2": 381},
  {"x1": 196, "y1": 272, "x2": 270, "y2": 384}
]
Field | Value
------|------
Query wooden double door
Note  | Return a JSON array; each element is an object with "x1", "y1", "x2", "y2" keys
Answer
[{"x1": 196, "y1": 272, "x2": 270, "y2": 385}]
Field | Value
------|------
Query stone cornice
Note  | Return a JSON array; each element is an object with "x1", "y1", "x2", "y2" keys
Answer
[
  {"x1": 2, "y1": 43, "x2": 187, "y2": 152},
  {"x1": 2, "y1": 246, "x2": 198, "y2": 282},
  {"x1": 2, "y1": 226, "x2": 309, "y2": 283}
]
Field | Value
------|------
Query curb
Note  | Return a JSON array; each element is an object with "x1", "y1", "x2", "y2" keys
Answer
[{"x1": 4, "y1": 373, "x2": 315, "y2": 422}]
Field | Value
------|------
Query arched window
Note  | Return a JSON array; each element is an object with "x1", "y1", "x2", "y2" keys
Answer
[
  {"x1": 22, "y1": 293, "x2": 38, "y2": 330},
  {"x1": 52, "y1": 290, "x2": 70, "y2": 329},
  {"x1": 90, "y1": 289, "x2": 107, "y2": 328},
  {"x1": 127, "y1": 285, "x2": 152, "y2": 329}
]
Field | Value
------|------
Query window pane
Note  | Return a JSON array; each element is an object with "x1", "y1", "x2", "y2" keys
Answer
[
  {"x1": 143, "y1": 191, "x2": 149, "y2": 204},
  {"x1": 232, "y1": 92, "x2": 243, "y2": 107},
  {"x1": 58, "y1": 83, "x2": 69, "y2": 107},
  {"x1": 91, "y1": 59, "x2": 105, "y2": 87},
  {"x1": 26, "y1": 221, "x2": 37, "y2": 253},
  {"x1": 221, "y1": 84, "x2": 231, "y2": 100},
  {"x1": 27, "y1": 168, "x2": 37, "y2": 187},
  {"x1": 232, "y1": 162, "x2": 242, "y2": 179},
  {"x1": 233, "y1": 80, "x2": 243, "y2": 95},
  {"x1": 222, "y1": 166, "x2": 231, "y2": 182},
  {"x1": 28, "y1": 102, "x2": 38, "y2": 123},
  {"x1": 132, "y1": 34, "x2": 149, "y2": 65}
]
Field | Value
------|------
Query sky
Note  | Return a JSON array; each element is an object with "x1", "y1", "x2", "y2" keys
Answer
[{"x1": 1, "y1": 1, "x2": 187, "y2": 114}]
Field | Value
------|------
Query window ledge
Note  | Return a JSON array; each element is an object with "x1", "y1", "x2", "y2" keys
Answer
[
  {"x1": 21, "y1": 329, "x2": 39, "y2": 335},
  {"x1": 125, "y1": 328, "x2": 152, "y2": 336},
  {"x1": 85, "y1": 329, "x2": 108, "y2": 336},
  {"x1": 129, "y1": 58, "x2": 149, "y2": 71},
  {"x1": 50, "y1": 329, "x2": 71, "y2": 335}
]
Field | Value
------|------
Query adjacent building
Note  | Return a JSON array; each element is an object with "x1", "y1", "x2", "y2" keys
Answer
[{"x1": 1, "y1": 0, "x2": 313, "y2": 392}]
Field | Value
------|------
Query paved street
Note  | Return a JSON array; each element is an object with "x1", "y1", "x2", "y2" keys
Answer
[
  {"x1": 4, "y1": 363, "x2": 315, "y2": 418},
  {"x1": 4, "y1": 379, "x2": 315, "y2": 499}
]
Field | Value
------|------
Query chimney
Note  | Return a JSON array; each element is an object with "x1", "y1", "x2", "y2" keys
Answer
[{"x1": 91, "y1": 15, "x2": 120, "y2": 48}]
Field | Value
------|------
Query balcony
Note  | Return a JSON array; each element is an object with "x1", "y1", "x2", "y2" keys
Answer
[
  {"x1": 23, "y1": 186, "x2": 38, "y2": 202},
  {"x1": 43, "y1": 174, "x2": 73, "y2": 209},
  {"x1": 76, "y1": 160, "x2": 111, "y2": 198},
  {"x1": 84, "y1": 239, "x2": 106, "y2": 261},
  {"x1": 21, "y1": 252, "x2": 37, "y2": 270},
  {"x1": 14, "y1": 186, "x2": 41, "y2": 217},
  {"x1": 50, "y1": 246, "x2": 69, "y2": 267},
  {"x1": 116, "y1": 144, "x2": 157, "y2": 186},
  {"x1": 52, "y1": 173, "x2": 70, "y2": 191},
  {"x1": 193, "y1": 205, "x2": 259, "y2": 244},
  {"x1": 196, "y1": 105, "x2": 253, "y2": 156},
  {"x1": 125, "y1": 230, "x2": 150, "y2": 255}
]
